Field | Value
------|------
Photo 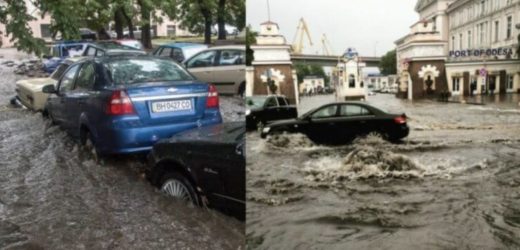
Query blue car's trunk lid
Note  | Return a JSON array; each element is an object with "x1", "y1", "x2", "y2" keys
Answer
[{"x1": 120, "y1": 81, "x2": 209, "y2": 125}]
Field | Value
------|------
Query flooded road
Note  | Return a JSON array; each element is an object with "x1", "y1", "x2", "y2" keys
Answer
[
  {"x1": 0, "y1": 61, "x2": 245, "y2": 250},
  {"x1": 247, "y1": 94, "x2": 520, "y2": 250}
]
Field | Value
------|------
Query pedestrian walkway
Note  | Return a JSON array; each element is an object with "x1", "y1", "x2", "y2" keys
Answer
[{"x1": 448, "y1": 93, "x2": 520, "y2": 109}]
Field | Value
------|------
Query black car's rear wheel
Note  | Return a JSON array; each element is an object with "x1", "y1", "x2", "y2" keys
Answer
[{"x1": 160, "y1": 172, "x2": 201, "y2": 206}]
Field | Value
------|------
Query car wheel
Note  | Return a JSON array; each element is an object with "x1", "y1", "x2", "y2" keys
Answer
[
  {"x1": 238, "y1": 83, "x2": 246, "y2": 98},
  {"x1": 84, "y1": 132, "x2": 101, "y2": 163},
  {"x1": 368, "y1": 131, "x2": 389, "y2": 141},
  {"x1": 256, "y1": 120, "x2": 265, "y2": 132},
  {"x1": 47, "y1": 110, "x2": 57, "y2": 125},
  {"x1": 160, "y1": 172, "x2": 201, "y2": 206}
]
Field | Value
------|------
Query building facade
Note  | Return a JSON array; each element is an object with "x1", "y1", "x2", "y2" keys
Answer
[
  {"x1": 365, "y1": 74, "x2": 399, "y2": 92},
  {"x1": 300, "y1": 75, "x2": 325, "y2": 94},
  {"x1": 0, "y1": 0, "x2": 192, "y2": 48},
  {"x1": 445, "y1": 0, "x2": 520, "y2": 95},
  {"x1": 249, "y1": 21, "x2": 299, "y2": 105},
  {"x1": 396, "y1": 0, "x2": 520, "y2": 100}
]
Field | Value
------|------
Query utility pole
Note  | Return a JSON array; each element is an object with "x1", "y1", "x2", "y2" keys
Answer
[
  {"x1": 374, "y1": 41, "x2": 379, "y2": 57},
  {"x1": 267, "y1": 0, "x2": 271, "y2": 21}
]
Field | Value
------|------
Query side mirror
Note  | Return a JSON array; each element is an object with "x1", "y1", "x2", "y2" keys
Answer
[{"x1": 42, "y1": 84, "x2": 57, "y2": 94}]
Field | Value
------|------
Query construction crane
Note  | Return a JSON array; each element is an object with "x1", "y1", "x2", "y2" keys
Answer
[
  {"x1": 321, "y1": 34, "x2": 335, "y2": 56},
  {"x1": 292, "y1": 18, "x2": 313, "y2": 54}
]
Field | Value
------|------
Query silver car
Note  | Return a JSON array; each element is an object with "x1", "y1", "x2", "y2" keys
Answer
[{"x1": 183, "y1": 45, "x2": 246, "y2": 96}]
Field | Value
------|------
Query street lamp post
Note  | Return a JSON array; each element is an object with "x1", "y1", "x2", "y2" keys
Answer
[{"x1": 374, "y1": 41, "x2": 379, "y2": 58}]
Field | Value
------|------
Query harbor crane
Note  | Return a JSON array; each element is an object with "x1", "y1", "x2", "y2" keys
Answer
[
  {"x1": 321, "y1": 34, "x2": 335, "y2": 56},
  {"x1": 292, "y1": 18, "x2": 313, "y2": 54}
]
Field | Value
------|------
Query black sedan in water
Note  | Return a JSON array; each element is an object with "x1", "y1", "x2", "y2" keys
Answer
[
  {"x1": 146, "y1": 122, "x2": 245, "y2": 220},
  {"x1": 260, "y1": 102, "x2": 409, "y2": 145}
]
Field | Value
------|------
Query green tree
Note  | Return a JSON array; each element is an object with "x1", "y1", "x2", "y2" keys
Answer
[
  {"x1": 177, "y1": 0, "x2": 216, "y2": 44},
  {"x1": 379, "y1": 49, "x2": 397, "y2": 75},
  {"x1": 245, "y1": 25, "x2": 256, "y2": 66},
  {"x1": 0, "y1": 0, "x2": 47, "y2": 56}
]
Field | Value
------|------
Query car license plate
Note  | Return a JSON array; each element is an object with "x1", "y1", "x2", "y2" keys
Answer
[{"x1": 152, "y1": 100, "x2": 192, "y2": 113}]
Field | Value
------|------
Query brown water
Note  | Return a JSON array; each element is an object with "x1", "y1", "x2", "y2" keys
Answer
[
  {"x1": 0, "y1": 63, "x2": 245, "y2": 250},
  {"x1": 247, "y1": 94, "x2": 520, "y2": 250}
]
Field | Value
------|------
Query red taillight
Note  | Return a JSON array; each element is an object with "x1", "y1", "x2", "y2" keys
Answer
[
  {"x1": 394, "y1": 116, "x2": 407, "y2": 124},
  {"x1": 105, "y1": 90, "x2": 136, "y2": 115},
  {"x1": 206, "y1": 85, "x2": 219, "y2": 108}
]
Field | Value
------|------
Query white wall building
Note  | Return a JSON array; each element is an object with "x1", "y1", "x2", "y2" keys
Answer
[{"x1": 445, "y1": 0, "x2": 520, "y2": 95}]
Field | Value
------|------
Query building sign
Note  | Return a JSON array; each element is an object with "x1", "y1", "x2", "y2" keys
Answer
[{"x1": 449, "y1": 48, "x2": 514, "y2": 57}]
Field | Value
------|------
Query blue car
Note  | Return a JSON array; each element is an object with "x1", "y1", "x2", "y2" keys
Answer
[
  {"x1": 42, "y1": 55, "x2": 222, "y2": 161},
  {"x1": 43, "y1": 42, "x2": 89, "y2": 73},
  {"x1": 152, "y1": 43, "x2": 208, "y2": 63}
]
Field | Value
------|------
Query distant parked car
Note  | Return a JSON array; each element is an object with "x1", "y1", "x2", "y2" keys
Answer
[
  {"x1": 82, "y1": 42, "x2": 146, "y2": 57},
  {"x1": 80, "y1": 28, "x2": 97, "y2": 40},
  {"x1": 42, "y1": 42, "x2": 88, "y2": 73},
  {"x1": 14, "y1": 57, "x2": 85, "y2": 112},
  {"x1": 152, "y1": 43, "x2": 208, "y2": 63},
  {"x1": 42, "y1": 56, "x2": 222, "y2": 161},
  {"x1": 123, "y1": 26, "x2": 155, "y2": 40},
  {"x1": 246, "y1": 95, "x2": 297, "y2": 130},
  {"x1": 183, "y1": 46, "x2": 245, "y2": 96},
  {"x1": 146, "y1": 122, "x2": 245, "y2": 219},
  {"x1": 260, "y1": 102, "x2": 409, "y2": 145},
  {"x1": 213, "y1": 24, "x2": 239, "y2": 36}
]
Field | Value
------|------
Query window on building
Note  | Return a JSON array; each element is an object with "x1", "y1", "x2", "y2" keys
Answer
[
  {"x1": 348, "y1": 74, "x2": 355, "y2": 88},
  {"x1": 495, "y1": 20, "x2": 500, "y2": 42},
  {"x1": 494, "y1": 0, "x2": 500, "y2": 10},
  {"x1": 167, "y1": 25, "x2": 176, "y2": 37},
  {"x1": 507, "y1": 16, "x2": 513, "y2": 39},
  {"x1": 468, "y1": 30, "x2": 472, "y2": 48},
  {"x1": 452, "y1": 36, "x2": 456, "y2": 50},
  {"x1": 459, "y1": 33, "x2": 463, "y2": 49},
  {"x1": 452, "y1": 77, "x2": 461, "y2": 92},
  {"x1": 481, "y1": 0, "x2": 486, "y2": 15},
  {"x1": 41, "y1": 24, "x2": 52, "y2": 38},
  {"x1": 507, "y1": 75, "x2": 514, "y2": 90}
]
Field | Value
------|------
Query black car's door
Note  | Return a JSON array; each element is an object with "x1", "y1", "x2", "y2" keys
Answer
[
  {"x1": 66, "y1": 62, "x2": 96, "y2": 137},
  {"x1": 276, "y1": 97, "x2": 294, "y2": 120},
  {"x1": 50, "y1": 64, "x2": 81, "y2": 128},
  {"x1": 337, "y1": 104, "x2": 376, "y2": 140},
  {"x1": 263, "y1": 97, "x2": 279, "y2": 123},
  {"x1": 216, "y1": 139, "x2": 246, "y2": 210},
  {"x1": 306, "y1": 105, "x2": 340, "y2": 143}
]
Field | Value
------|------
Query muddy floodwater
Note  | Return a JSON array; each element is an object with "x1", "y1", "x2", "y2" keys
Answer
[
  {"x1": 247, "y1": 94, "x2": 520, "y2": 250},
  {"x1": 0, "y1": 61, "x2": 245, "y2": 250}
]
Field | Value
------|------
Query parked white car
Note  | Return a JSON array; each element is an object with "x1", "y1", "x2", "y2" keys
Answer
[{"x1": 15, "y1": 57, "x2": 85, "y2": 112}]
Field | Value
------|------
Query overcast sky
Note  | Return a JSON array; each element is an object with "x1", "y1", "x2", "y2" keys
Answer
[{"x1": 247, "y1": 0, "x2": 419, "y2": 58}]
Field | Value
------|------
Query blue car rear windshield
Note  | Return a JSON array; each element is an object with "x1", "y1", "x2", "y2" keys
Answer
[{"x1": 105, "y1": 58, "x2": 194, "y2": 85}]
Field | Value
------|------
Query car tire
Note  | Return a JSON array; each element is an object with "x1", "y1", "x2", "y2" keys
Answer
[
  {"x1": 238, "y1": 83, "x2": 246, "y2": 99},
  {"x1": 47, "y1": 110, "x2": 57, "y2": 125},
  {"x1": 160, "y1": 172, "x2": 201, "y2": 206},
  {"x1": 84, "y1": 131, "x2": 102, "y2": 163},
  {"x1": 256, "y1": 120, "x2": 265, "y2": 132}
]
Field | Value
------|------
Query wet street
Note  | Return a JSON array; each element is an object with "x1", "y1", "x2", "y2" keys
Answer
[
  {"x1": 247, "y1": 93, "x2": 520, "y2": 249},
  {"x1": 0, "y1": 60, "x2": 245, "y2": 250}
]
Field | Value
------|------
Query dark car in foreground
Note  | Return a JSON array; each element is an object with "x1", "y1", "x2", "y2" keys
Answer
[
  {"x1": 246, "y1": 95, "x2": 297, "y2": 130},
  {"x1": 260, "y1": 102, "x2": 409, "y2": 145},
  {"x1": 146, "y1": 122, "x2": 245, "y2": 220},
  {"x1": 43, "y1": 55, "x2": 222, "y2": 161}
]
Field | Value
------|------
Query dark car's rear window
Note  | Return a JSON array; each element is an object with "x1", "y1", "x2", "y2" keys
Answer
[{"x1": 104, "y1": 58, "x2": 195, "y2": 85}]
